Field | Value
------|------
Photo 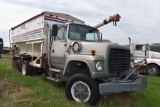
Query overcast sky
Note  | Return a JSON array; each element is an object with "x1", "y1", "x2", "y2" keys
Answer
[{"x1": 0, "y1": 0, "x2": 160, "y2": 47}]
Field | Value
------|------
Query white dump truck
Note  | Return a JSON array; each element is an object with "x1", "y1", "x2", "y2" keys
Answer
[
  {"x1": 11, "y1": 11, "x2": 147, "y2": 106},
  {"x1": 130, "y1": 41, "x2": 160, "y2": 76}
]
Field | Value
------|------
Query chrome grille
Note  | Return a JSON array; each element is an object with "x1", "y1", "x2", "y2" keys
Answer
[{"x1": 108, "y1": 48, "x2": 130, "y2": 73}]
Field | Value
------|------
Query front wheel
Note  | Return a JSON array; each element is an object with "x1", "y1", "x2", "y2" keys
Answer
[
  {"x1": 147, "y1": 64, "x2": 159, "y2": 76},
  {"x1": 65, "y1": 73, "x2": 100, "y2": 106}
]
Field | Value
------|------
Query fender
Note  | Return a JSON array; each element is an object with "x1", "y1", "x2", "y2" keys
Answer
[
  {"x1": 63, "y1": 54, "x2": 105, "y2": 78},
  {"x1": 147, "y1": 58, "x2": 160, "y2": 67}
]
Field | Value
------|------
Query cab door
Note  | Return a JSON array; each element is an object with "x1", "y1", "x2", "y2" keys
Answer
[
  {"x1": 135, "y1": 45, "x2": 149, "y2": 62},
  {"x1": 50, "y1": 26, "x2": 67, "y2": 69}
]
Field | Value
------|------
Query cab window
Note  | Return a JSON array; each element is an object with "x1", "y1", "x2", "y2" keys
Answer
[
  {"x1": 136, "y1": 45, "x2": 143, "y2": 50},
  {"x1": 55, "y1": 26, "x2": 67, "y2": 41}
]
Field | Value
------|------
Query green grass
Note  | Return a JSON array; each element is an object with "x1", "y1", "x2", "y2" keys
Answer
[{"x1": 0, "y1": 60, "x2": 160, "y2": 107}]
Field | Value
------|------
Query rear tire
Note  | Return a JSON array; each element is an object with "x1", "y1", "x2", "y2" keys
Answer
[
  {"x1": 16, "y1": 59, "x2": 22, "y2": 72},
  {"x1": 31, "y1": 67, "x2": 42, "y2": 75},
  {"x1": 65, "y1": 73, "x2": 100, "y2": 106},
  {"x1": 147, "y1": 64, "x2": 159, "y2": 76},
  {"x1": 22, "y1": 60, "x2": 31, "y2": 76}
]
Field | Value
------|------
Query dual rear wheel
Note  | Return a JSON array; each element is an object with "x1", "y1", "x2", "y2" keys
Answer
[
  {"x1": 21, "y1": 60, "x2": 31, "y2": 75},
  {"x1": 15, "y1": 60, "x2": 32, "y2": 75}
]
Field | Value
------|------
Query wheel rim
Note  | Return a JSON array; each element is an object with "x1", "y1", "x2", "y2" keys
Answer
[
  {"x1": 22, "y1": 64, "x2": 26, "y2": 75},
  {"x1": 148, "y1": 67, "x2": 157, "y2": 75},
  {"x1": 71, "y1": 81, "x2": 91, "y2": 102}
]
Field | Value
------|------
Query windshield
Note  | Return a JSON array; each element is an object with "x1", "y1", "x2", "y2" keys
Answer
[
  {"x1": 136, "y1": 44, "x2": 150, "y2": 51},
  {"x1": 69, "y1": 24, "x2": 101, "y2": 42}
]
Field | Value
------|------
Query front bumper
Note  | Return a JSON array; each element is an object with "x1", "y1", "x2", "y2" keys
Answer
[{"x1": 99, "y1": 76, "x2": 147, "y2": 95}]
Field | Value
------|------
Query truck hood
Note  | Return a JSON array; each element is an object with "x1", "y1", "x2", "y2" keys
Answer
[
  {"x1": 149, "y1": 51, "x2": 160, "y2": 59},
  {"x1": 77, "y1": 41, "x2": 129, "y2": 59}
]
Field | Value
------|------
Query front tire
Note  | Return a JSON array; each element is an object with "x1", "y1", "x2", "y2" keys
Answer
[
  {"x1": 147, "y1": 64, "x2": 159, "y2": 76},
  {"x1": 22, "y1": 60, "x2": 31, "y2": 75},
  {"x1": 65, "y1": 73, "x2": 100, "y2": 106}
]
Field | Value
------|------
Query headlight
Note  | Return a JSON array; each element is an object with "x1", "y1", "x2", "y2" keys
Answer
[
  {"x1": 96, "y1": 62, "x2": 103, "y2": 71},
  {"x1": 130, "y1": 61, "x2": 135, "y2": 68}
]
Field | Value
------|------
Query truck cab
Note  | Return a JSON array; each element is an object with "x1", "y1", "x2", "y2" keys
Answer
[
  {"x1": 135, "y1": 44, "x2": 150, "y2": 60},
  {"x1": 49, "y1": 22, "x2": 133, "y2": 80},
  {"x1": 130, "y1": 43, "x2": 160, "y2": 75}
]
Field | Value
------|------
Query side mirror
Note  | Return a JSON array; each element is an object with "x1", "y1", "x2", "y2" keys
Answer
[
  {"x1": 142, "y1": 46, "x2": 146, "y2": 51},
  {"x1": 99, "y1": 33, "x2": 102, "y2": 41},
  {"x1": 52, "y1": 24, "x2": 58, "y2": 36}
]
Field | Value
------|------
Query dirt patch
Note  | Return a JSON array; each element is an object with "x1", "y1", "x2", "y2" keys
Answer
[
  {"x1": 103, "y1": 92, "x2": 139, "y2": 105},
  {"x1": 0, "y1": 78, "x2": 29, "y2": 106},
  {"x1": 0, "y1": 78, "x2": 10, "y2": 99},
  {"x1": 0, "y1": 78, "x2": 29, "y2": 99},
  {"x1": 9, "y1": 84, "x2": 29, "y2": 99},
  {"x1": 14, "y1": 100, "x2": 31, "y2": 105}
]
